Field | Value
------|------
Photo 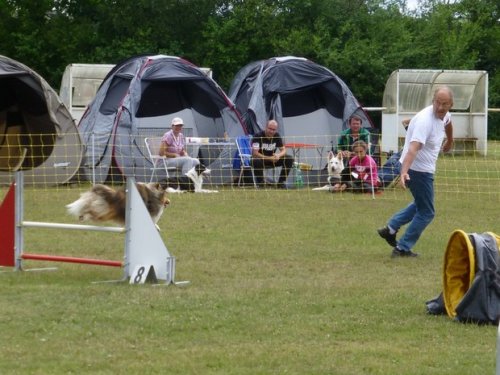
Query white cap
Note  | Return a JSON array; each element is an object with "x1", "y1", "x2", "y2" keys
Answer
[{"x1": 171, "y1": 117, "x2": 184, "y2": 126}]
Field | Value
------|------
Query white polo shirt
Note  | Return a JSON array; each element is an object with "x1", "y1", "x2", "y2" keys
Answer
[{"x1": 399, "y1": 105, "x2": 451, "y2": 174}]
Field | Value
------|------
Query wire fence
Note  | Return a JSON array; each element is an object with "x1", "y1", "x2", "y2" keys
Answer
[{"x1": 0, "y1": 132, "x2": 499, "y2": 201}]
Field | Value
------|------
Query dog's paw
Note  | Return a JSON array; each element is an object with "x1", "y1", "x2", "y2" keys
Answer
[{"x1": 312, "y1": 185, "x2": 330, "y2": 191}]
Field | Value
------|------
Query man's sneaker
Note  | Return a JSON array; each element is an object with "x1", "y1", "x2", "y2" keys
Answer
[
  {"x1": 391, "y1": 247, "x2": 419, "y2": 258},
  {"x1": 377, "y1": 226, "x2": 397, "y2": 247}
]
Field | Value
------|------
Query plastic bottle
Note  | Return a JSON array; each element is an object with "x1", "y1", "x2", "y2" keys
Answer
[{"x1": 294, "y1": 163, "x2": 304, "y2": 188}]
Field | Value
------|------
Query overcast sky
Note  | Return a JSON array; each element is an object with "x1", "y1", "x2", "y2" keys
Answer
[
  {"x1": 406, "y1": 0, "x2": 418, "y2": 10},
  {"x1": 406, "y1": 0, "x2": 459, "y2": 11}
]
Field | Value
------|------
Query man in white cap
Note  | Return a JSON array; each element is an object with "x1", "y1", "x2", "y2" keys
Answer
[{"x1": 159, "y1": 117, "x2": 200, "y2": 173}]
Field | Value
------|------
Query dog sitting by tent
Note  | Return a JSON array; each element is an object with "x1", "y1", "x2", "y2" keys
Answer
[
  {"x1": 66, "y1": 182, "x2": 170, "y2": 228},
  {"x1": 312, "y1": 151, "x2": 346, "y2": 192},
  {"x1": 161, "y1": 164, "x2": 218, "y2": 194}
]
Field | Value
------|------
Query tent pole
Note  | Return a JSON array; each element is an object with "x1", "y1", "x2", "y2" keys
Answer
[
  {"x1": 91, "y1": 133, "x2": 96, "y2": 185},
  {"x1": 367, "y1": 132, "x2": 376, "y2": 199}
]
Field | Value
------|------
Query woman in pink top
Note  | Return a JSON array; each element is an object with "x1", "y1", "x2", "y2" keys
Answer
[
  {"x1": 159, "y1": 117, "x2": 199, "y2": 174},
  {"x1": 347, "y1": 140, "x2": 379, "y2": 193}
]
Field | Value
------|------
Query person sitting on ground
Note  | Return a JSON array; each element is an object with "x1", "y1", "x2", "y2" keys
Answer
[
  {"x1": 378, "y1": 119, "x2": 409, "y2": 187},
  {"x1": 334, "y1": 140, "x2": 379, "y2": 193},
  {"x1": 337, "y1": 115, "x2": 371, "y2": 159},
  {"x1": 159, "y1": 117, "x2": 200, "y2": 174},
  {"x1": 251, "y1": 119, "x2": 294, "y2": 189}
]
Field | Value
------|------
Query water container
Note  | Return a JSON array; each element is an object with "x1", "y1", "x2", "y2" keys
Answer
[{"x1": 294, "y1": 163, "x2": 304, "y2": 188}]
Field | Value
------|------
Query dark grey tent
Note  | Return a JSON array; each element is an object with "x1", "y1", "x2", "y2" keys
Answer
[
  {"x1": 78, "y1": 55, "x2": 247, "y2": 183},
  {"x1": 229, "y1": 56, "x2": 373, "y2": 170},
  {"x1": 0, "y1": 55, "x2": 83, "y2": 185}
]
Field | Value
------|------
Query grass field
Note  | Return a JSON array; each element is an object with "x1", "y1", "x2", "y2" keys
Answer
[{"x1": 0, "y1": 145, "x2": 499, "y2": 374}]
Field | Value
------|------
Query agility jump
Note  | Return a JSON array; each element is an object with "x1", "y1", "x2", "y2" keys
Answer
[{"x1": 0, "y1": 171, "x2": 178, "y2": 284}]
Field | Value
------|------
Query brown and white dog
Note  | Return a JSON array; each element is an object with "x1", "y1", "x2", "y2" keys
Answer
[
  {"x1": 312, "y1": 151, "x2": 345, "y2": 192},
  {"x1": 66, "y1": 182, "x2": 170, "y2": 227}
]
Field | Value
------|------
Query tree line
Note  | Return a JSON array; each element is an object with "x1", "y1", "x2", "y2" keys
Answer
[{"x1": 1, "y1": 0, "x2": 498, "y2": 137}]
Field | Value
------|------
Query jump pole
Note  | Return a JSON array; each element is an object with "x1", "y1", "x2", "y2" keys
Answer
[
  {"x1": 12, "y1": 171, "x2": 126, "y2": 274},
  {"x1": 1, "y1": 171, "x2": 180, "y2": 285},
  {"x1": 21, "y1": 253, "x2": 122, "y2": 267},
  {"x1": 20, "y1": 223, "x2": 124, "y2": 268}
]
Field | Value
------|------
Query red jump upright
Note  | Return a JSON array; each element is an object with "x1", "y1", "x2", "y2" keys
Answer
[{"x1": 0, "y1": 183, "x2": 16, "y2": 267}]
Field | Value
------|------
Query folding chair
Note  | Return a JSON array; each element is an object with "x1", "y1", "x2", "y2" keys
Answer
[
  {"x1": 144, "y1": 137, "x2": 177, "y2": 182},
  {"x1": 234, "y1": 135, "x2": 257, "y2": 187}
]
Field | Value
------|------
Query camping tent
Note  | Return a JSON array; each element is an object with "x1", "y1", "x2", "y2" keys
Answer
[
  {"x1": 78, "y1": 55, "x2": 246, "y2": 184},
  {"x1": 0, "y1": 55, "x2": 83, "y2": 186},
  {"x1": 228, "y1": 56, "x2": 373, "y2": 170}
]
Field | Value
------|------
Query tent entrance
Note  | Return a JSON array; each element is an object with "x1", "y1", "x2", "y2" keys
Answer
[{"x1": 441, "y1": 230, "x2": 500, "y2": 323}]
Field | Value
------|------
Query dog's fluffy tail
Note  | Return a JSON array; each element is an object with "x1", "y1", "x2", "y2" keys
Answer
[
  {"x1": 66, "y1": 192, "x2": 92, "y2": 218},
  {"x1": 66, "y1": 185, "x2": 116, "y2": 219}
]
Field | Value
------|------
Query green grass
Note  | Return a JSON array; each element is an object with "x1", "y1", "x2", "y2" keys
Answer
[
  {"x1": 0, "y1": 184, "x2": 499, "y2": 374},
  {"x1": 0, "y1": 141, "x2": 498, "y2": 374}
]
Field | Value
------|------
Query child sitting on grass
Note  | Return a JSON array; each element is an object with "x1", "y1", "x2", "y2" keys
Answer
[{"x1": 335, "y1": 140, "x2": 379, "y2": 193}]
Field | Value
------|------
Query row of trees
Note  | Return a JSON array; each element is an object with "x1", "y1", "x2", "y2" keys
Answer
[{"x1": 1, "y1": 0, "x2": 499, "y2": 136}]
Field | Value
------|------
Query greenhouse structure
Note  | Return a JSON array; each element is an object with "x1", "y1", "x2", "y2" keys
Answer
[{"x1": 381, "y1": 69, "x2": 488, "y2": 155}]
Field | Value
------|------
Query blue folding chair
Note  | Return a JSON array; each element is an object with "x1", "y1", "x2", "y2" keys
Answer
[{"x1": 233, "y1": 135, "x2": 257, "y2": 187}]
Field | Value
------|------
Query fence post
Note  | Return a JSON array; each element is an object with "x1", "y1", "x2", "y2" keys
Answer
[
  {"x1": 14, "y1": 171, "x2": 24, "y2": 271},
  {"x1": 496, "y1": 322, "x2": 500, "y2": 375}
]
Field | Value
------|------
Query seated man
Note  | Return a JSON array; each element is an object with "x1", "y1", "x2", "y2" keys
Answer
[
  {"x1": 159, "y1": 117, "x2": 200, "y2": 174},
  {"x1": 337, "y1": 115, "x2": 371, "y2": 159},
  {"x1": 251, "y1": 119, "x2": 294, "y2": 189}
]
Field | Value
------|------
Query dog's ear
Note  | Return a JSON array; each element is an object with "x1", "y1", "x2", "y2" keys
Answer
[
  {"x1": 337, "y1": 152, "x2": 343, "y2": 161},
  {"x1": 328, "y1": 150, "x2": 333, "y2": 160}
]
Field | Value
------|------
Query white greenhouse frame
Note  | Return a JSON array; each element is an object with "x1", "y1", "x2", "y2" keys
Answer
[
  {"x1": 59, "y1": 63, "x2": 115, "y2": 124},
  {"x1": 381, "y1": 69, "x2": 488, "y2": 155}
]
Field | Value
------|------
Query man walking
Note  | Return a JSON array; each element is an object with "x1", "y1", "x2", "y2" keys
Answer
[{"x1": 378, "y1": 87, "x2": 454, "y2": 257}]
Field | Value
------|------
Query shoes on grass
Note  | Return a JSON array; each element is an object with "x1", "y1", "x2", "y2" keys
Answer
[
  {"x1": 391, "y1": 247, "x2": 419, "y2": 258},
  {"x1": 377, "y1": 226, "x2": 397, "y2": 247}
]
